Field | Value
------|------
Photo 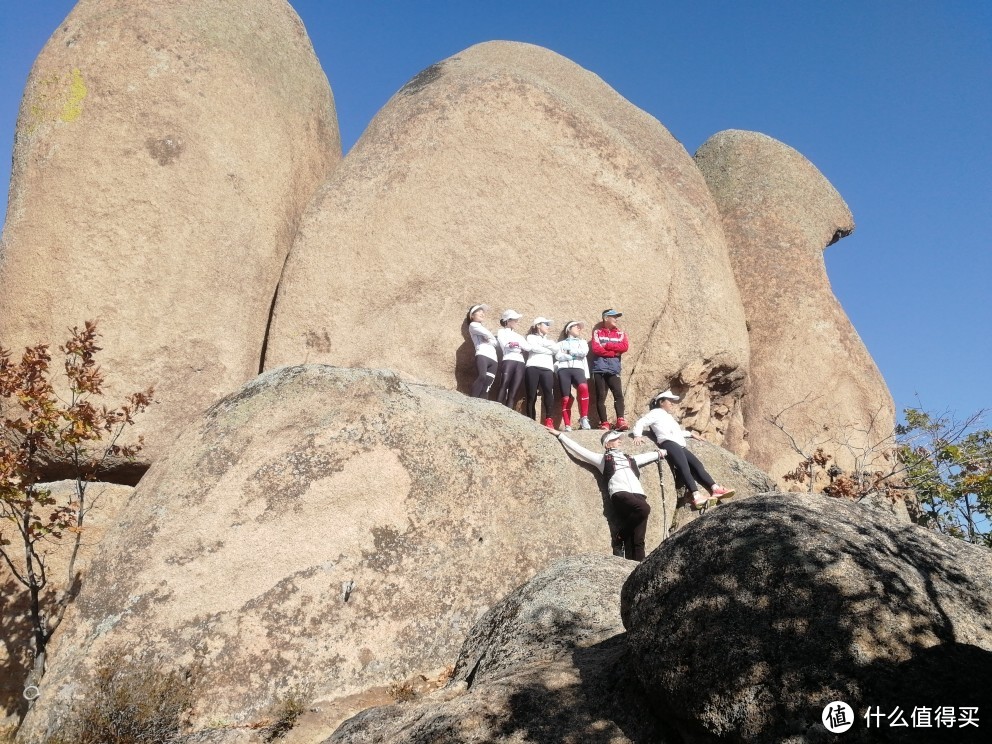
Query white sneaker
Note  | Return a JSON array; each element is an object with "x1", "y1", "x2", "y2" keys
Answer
[
  {"x1": 691, "y1": 491, "x2": 710, "y2": 510},
  {"x1": 562, "y1": 424, "x2": 572, "y2": 432},
  {"x1": 579, "y1": 417, "x2": 591, "y2": 430}
]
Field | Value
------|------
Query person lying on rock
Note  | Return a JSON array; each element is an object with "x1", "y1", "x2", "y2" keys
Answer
[
  {"x1": 550, "y1": 428, "x2": 660, "y2": 561},
  {"x1": 632, "y1": 389, "x2": 735, "y2": 510}
]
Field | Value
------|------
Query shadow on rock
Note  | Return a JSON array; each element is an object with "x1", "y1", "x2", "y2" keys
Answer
[{"x1": 621, "y1": 493, "x2": 992, "y2": 743}]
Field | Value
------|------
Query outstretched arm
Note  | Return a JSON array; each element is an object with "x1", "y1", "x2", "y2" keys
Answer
[{"x1": 554, "y1": 432, "x2": 606, "y2": 472}]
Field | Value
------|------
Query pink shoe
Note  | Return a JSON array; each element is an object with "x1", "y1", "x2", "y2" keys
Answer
[
  {"x1": 599, "y1": 421, "x2": 612, "y2": 431},
  {"x1": 543, "y1": 417, "x2": 554, "y2": 429},
  {"x1": 710, "y1": 486, "x2": 736, "y2": 500},
  {"x1": 615, "y1": 417, "x2": 629, "y2": 432}
]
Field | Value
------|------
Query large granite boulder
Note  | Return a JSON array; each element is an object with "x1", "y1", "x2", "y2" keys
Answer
[
  {"x1": 264, "y1": 41, "x2": 749, "y2": 441},
  {"x1": 0, "y1": 481, "x2": 132, "y2": 728},
  {"x1": 694, "y1": 130, "x2": 895, "y2": 483},
  {"x1": 328, "y1": 554, "x2": 673, "y2": 744},
  {"x1": 0, "y1": 0, "x2": 340, "y2": 474},
  {"x1": 20, "y1": 367, "x2": 656, "y2": 739},
  {"x1": 621, "y1": 493, "x2": 992, "y2": 743}
]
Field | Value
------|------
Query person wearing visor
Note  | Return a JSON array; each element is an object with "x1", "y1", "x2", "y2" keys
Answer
[
  {"x1": 550, "y1": 427, "x2": 660, "y2": 561},
  {"x1": 632, "y1": 389, "x2": 736, "y2": 510},
  {"x1": 466, "y1": 303, "x2": 498, "y2": 398},
  {"x1": 555, "y1": 320, "x2": 591, "y2": 431},
  {"x1": 525, "y1": 317, "x2": 559, "y2": 428},
  {"x1": 495, "y1": 309, "x2": 530, "y2": 409},
  {"x1": 590, "y1": 308, "x2": 629, "y2": 431}
]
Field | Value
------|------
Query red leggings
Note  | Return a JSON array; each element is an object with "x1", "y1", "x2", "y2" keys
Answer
[{"x1": 557, "y1": 369, "x2": 589, "y2": 426}]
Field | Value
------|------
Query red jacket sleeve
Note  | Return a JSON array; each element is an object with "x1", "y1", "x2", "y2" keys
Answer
[
  {"x1": 610, "y1": 332, "x2": 629, "y2": 355},
  {"x1": 591, "y1": 329, "x2": 613, "y2": 357}
]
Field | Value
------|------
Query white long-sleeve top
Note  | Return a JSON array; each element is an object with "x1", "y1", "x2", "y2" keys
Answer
[
  {"x1": 558, "y1": 434, "x2": 660, "y2": 496},
  {"x1": 469, "y1": 321, "x2": 498, "y2": 361},
  {"x1": 525, "y1": 334, "x2": 559, "y2": 371},
  {"x1": 496, "y1": 327, "x2": 530, "y2": 363},
  {"x1": 555, "y1": 337, "x2": 590, "y2": 376},
  {"x1": 632, "y1": 408, "x2": 693, "y2": 447}
]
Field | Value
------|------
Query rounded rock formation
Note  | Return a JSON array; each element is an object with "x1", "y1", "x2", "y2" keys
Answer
[
  {"x1": 19, "y1": 366, "x2": 655, "y2": 738},
  {"x1": 0, "y1": 0, "x2": 341, "y2": 472},
  {"x1": 621, "y1": 493, "x2": 992, "y2": 743},
  {"x1": 694, "y1": 130, "x2": 895, "y2": 482},
  {"x1": 328, "y1": 554, "x2": 670, "y2": 744},
  {"x1": 264, "y1": 41, "x2": 748, "y2": 441}
]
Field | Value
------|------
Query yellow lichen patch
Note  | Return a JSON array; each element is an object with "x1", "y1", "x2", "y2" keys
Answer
[
  {"x1": 25, "y1": 68, "x2": 87, "y2": 132},
  {"x1": 60, "y1": 68, "x2": 87, "y2": 122}
]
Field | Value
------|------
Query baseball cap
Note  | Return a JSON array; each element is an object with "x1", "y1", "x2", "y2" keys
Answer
[
  {"x1": 501, "y1": 309, "x2": 522, "y2": 322},
  {"x1": 533, "y1": 317, "x2": 553, "y2": 326}
]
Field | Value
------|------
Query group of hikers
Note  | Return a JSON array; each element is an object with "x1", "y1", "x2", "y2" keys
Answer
[
  {"x1": 467, "y1": 303, "x2": 629, "y2": 432},
  {"x1": 465, "y1": 303, "x2": 735, "y2": 561}
]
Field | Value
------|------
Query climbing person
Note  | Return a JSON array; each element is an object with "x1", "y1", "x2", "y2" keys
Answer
[
  {"x1": 525, "y1": 317, "x2": 559, "y2": 428},
  {"x1": 467, "y1": 304, "x2": 498, "y2": 399},
  {"x1": 494, "y1": 309, "x2": 530, "y2": 409},
  {"x1": 555, "y1": 320, "x2": 591, "y2": 431},
  {"x1": 590, "y1": 308, "x2": 629, "y2": 431},
  {"x1": 550, "y1": 428, "x2": 661, "y2": 561},
  {"x1": 632, "y1": 389, "x2": 736, "y2": 510}
]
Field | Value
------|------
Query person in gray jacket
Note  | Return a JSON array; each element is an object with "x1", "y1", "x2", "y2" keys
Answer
[{"x1": 550, "y1": 428, "x2": 660, "y2": 561}]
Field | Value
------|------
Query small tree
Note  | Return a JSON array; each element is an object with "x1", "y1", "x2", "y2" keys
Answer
[
  {"x1": 897, "y1": 407, "x2": 991, "y2": 546},
  {"x1": 0, "y1": 321, "x2": 153, "y2": 687},
  {"x1": 772, "y1": 396, "x2": 991, "y2": 546}
]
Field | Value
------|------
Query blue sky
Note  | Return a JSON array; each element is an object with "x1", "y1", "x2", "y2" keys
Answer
[{"x1": 1, "y1": 1, "x2": 989, "y2": 424}]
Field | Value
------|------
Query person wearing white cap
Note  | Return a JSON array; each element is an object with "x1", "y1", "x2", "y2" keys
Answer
[
  {"x1": 525, "y1": 317, "x2": 559, "y2": 428},
  {"x1": 550, "y1": 428, "x2": 661, "y2": 561},
  {"x1": 494, "y1": 309, "x2": 530, "y2": 408},
  {"x1": 633, "y1": 389, "x2": 736, "y2": 509},
  {"x1": 555, "y1": 320, "x2": 591, "y2": 431},
  {"x1": 466, "y1": 304, "x2": 498, "y2": 398}
]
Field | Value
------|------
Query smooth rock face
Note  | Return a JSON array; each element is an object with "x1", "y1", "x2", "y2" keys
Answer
[
  {"x1": 19, "y1": 367, "x2": 662, "y2": 739},
  {"x1": 0, "y1": 0, "x2": 340, "y2": 471},
  {"x1": 265, "y1": 41, "x2": 749, "y2": 441},
  {"x1": 0, "y1": 481, "x2": 132, "y2": 726},
  {"x1": 328, "y1": 555, "x2": 674, "y2": 744},
  {"x1": 694, "y1": 130, "x2": 894, "y2": 482},
  {"x1": 621, "y1": 494, "x2": 992, "y2": 743}
]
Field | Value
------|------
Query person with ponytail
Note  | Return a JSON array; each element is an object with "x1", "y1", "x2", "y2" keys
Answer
[
  {"x1": 555, "y1": 320, "x2": 592, "y2": 431},
  {"x1": 494, "y1": 309, "x2": 530, "y2": 408},
  {"x1": 466, "y1": 304, "x2": 498, "y2": 399},
  {"x1": 524, "y1": 317, "x2": 559, "y2": 428}
]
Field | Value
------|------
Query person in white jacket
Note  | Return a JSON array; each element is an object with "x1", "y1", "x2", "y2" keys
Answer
[
  {"x1": 466, "y1": 304, "x2": 498, "y2": 398},
  {"x1": 525, "y1": 317, "x2": 559, "y2": 428},
  {"x1": 494, "y1": 309, "x2": 530, "y2": 409},
  {"x1": 632, "y1": 389, "x2": 735, "y2": 509},
  {"x1": 551, "y1": 428, "x2": 660, "y2": 561},
  {"x1": 555, "y1": 320, "x2": 591, "y2": 431}
]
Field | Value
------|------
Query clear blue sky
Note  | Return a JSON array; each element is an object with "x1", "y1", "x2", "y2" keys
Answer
[{"x1": 2, "y1": 1, "x2": 989, "y2": 424}]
